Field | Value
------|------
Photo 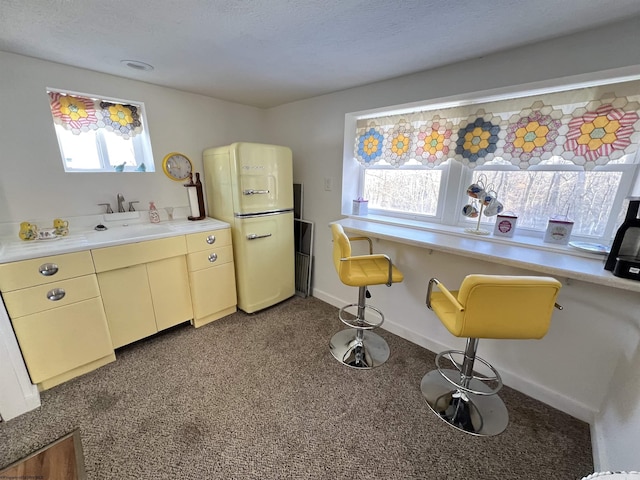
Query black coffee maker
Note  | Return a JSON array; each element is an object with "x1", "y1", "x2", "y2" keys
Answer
[{"x1": 605, "y1": 198, "x2": 640, "y2": 280}]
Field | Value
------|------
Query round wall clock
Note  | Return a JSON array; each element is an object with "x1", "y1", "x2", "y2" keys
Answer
[{"x1": 162, "y1": 152, "x2": 193, "y2": 181}]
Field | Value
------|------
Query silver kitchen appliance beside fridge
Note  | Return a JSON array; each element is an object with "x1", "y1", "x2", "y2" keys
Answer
[{"x1": 203, "y1": 142, "x2": 295, "y2": 313}]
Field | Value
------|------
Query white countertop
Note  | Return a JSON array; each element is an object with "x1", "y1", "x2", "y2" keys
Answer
[
  {"x1": 0, "y1": 213, "x2": 230, "y2": 263},
  {"x1": 336, "y1": 216, "x2": 640, "y2": 294}
]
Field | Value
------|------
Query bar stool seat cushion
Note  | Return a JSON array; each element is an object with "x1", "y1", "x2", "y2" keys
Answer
[
  {"x1": 429, "y1": 274, "x2": 562, "y2": 339},
  {"x1": 336, "y1": 255, "x2": 404, "y2": 287}
]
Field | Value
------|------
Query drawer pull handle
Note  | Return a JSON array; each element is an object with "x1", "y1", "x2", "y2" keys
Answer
[
  {"x1": 206, "y1": 235, "x2": 216, "y2": 244},
  {"x1": 39, "y1": 263, "x2": 59, "y2": 276},
  {"x1": 243, "y1": 189, "x2": 269, "y2": 195},
  {"x1": 47, "y1": 288, "x2": 66, "y2": 301},
  {"x1": 208, "y1": 253, "x2": 218, "y2": 263},
  {"x1": 247, "y1": 233, "x2": 272, "y2": 240}
]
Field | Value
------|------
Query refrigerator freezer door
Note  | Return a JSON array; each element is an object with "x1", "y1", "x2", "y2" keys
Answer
[
  {"x1": 233, "y1": 212, "x2": 295, "y2": 313},
  {"x1": 231, "y1": 143, "x2": 293, "y2": 215}
]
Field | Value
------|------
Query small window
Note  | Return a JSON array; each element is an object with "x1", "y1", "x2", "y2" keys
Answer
[
  {"x1": 47, "y1": 89, "x2": 154, "y2": 173},
  {"x1": 363, "y1": 166, "x2": 443, "y2": 218}
]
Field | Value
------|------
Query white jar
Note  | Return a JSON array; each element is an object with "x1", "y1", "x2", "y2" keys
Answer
[
  {"x1": 493, "y1": 213, "x2": 517, "y2": 238},
  {"x1": 352, "y1": 199, "x2": 368, "y2": 215},
  {"x1": 544, "y1": 218, "x2": 574, "y2": 244}
]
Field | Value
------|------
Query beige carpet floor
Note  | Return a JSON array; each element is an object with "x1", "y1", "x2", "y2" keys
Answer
[{"x1": 0, "y1": 296, "x2": 593, "y2": 479}]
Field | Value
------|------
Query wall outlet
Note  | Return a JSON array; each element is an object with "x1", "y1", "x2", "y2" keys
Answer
[{"x1": 324, "y1": 177, "x2": 334, "y2": 191}]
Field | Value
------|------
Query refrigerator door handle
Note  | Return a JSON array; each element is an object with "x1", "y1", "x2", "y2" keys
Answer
[
  {"x1": 243, "y1": 189, "x2": 270, "y2": 195},
  {"x1": 247, "y1": 233, "x2": 272, "y2": 240}
]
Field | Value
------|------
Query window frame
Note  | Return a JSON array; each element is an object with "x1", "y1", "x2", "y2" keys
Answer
[
  {"x1": 342, "y1": 68, "x2": 640, "y2": 247},
  {"x1": 458, "y1": 161, "x2": 638, "y2": 242},
  {"x1": 48, "y1": 88, "x2": 155, "y2": 174},
  {"x1": 360, "y1": 161, "x2": 451, "y2": 222}
]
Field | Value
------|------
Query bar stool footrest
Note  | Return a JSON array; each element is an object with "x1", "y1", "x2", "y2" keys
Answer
[
  {"x1": 435, "y1": 350, "x2": 503, "y2": 396},
  {"x1": 338, "y1": 303, "x2": 384, "y2": 330}
]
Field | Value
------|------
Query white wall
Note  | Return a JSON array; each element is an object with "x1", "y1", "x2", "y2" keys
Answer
[
  {"x1": 0, "y1": 51, "x2": 267, "y2": 223},
  {"x1": 266, "y1": 17, "x2": 640, "y2": 471},
  {"x1": 592, "y1": 314, "x2": 640, "y2": 470}
]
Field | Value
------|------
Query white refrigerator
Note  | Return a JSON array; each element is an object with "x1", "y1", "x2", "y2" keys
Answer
[{"x1": 203, "y1": 142, "x2": 295, "y2": 313}]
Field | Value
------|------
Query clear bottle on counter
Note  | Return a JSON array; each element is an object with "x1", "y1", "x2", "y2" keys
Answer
[{"x1": 149, "y1": 201, "x2": 161, "y2": 223}]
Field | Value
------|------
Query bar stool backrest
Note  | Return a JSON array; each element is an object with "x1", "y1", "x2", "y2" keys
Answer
[
  {"x1": 435, "y1": 274, "x2": 562, "y2": 340},
  {"x1": 331, "y1": 224, "x2": 351, "y2": 269}
]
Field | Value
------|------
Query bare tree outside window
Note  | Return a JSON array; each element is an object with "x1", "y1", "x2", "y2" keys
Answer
[
  {"x1": 467, "y1": 170, "x2": 622, "y2": 237},
  {"x1": 364, "y1": 169, "x2": 442, "y2": 216}
]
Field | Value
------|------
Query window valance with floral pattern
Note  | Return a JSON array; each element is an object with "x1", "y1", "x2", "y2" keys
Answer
[
  {"x1": 354, "y1": 79, "x2": 640, "y2": 170},
  {"x1": 48, "y1": 91, "x2": 143, "y2": 140}
]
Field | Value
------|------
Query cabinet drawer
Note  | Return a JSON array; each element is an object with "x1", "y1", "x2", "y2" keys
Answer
[
  {"x1": 11, "y1": 297, "x2": 113, "y2": 384},
  {"x1": 3, "y1": 274, "x2": 101, "y2": 318},
  {"x1": 92, "y1": 236, "x2": 187, "y2": 272},
  {"x1": 186, "y1": 245, "x2": 234, "y2": 272},
  {"x1": 0, "y1": 251, "x2": 95, "y2": 291},
  {"x1": 186, "y1": 228, "x2": 231, "y2": 253}
]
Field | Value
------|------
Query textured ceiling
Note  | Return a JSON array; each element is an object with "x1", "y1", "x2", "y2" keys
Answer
[{"x1": 2, "y1": 0, "x2": 640, "y2": 108}]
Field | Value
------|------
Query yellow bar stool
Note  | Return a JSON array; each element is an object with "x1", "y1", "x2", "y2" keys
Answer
[
  {"x1": 423, "y1": 274, "x2": 562, "y2": 436},
  {"x1": 329, "y1": 224, "x2": 404, "y2": 369}
]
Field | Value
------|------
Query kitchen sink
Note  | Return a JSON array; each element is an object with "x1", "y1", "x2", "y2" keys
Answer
[{"x1": 85, "y1": 223, "x2": 173, "y2": 243}]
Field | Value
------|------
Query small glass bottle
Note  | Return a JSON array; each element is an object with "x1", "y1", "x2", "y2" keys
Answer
[{"x1": 149, "y1": 201, "x2": 161, "y2": 224}]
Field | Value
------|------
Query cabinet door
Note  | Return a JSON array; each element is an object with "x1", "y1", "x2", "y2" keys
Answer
[
  {"x1": 147, "y1": 256, "x2": 193, "y2": 332},
  {"x1": 11, "y1": 298, "x2": 113, "y2": 384},
  {"x1": 189, "y1": 262, "x2": 237, "y2": 321},
  {"x1": 97, "y1": 265, "x2": 157, "y2": 348}
]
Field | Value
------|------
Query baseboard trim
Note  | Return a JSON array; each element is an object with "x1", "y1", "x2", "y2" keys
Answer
[
  {"x1": 313, "y1": 288, "x2": 596, "y2": 423},
  {"x1": 0, "y1": 389, "x2": 41, "y2": 422}
]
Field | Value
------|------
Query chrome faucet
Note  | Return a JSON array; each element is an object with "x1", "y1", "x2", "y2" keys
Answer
[{"x1": 117, "y1": 193, "x2": 125, "y2": 213}]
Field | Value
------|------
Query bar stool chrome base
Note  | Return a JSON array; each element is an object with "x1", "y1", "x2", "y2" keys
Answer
[
  {"x1": 420, "y1": 370, "x2": 509, "y2": 436},
  {"x1": 330, "y1": 286, "x2": 390, "y2": 369},
  {"x1": 329, "y1": 329, "x2": 390, "y2": 369}
]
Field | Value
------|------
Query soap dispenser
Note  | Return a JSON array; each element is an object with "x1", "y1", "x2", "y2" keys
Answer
[{"x1": 149, "y1": 201, "x2": 161, "y2": 224}]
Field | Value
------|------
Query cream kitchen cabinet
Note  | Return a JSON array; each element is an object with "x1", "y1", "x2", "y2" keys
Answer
[
  {"x1": 185, "y1": 228, "x2": 237, "y2": 328},
  {"x1": 0, "y1": 251, "x2": 115, "y2": 390},
  {"x1": 92, "y1": 236, "x2": 194, "y2": 348}
]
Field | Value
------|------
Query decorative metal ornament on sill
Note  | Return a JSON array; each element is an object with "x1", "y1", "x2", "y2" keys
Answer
[{"x1": 462, "y1": 174, "x2": 504, "y2": 236}]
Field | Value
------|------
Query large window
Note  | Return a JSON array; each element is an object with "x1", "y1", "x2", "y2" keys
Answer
[
  {"x1": 47, "y1": 89, "x2": 154, "y2": 173},
  {"x1": 465, "y1": 163, "x2": 632, "y2": 239},
  {"x1": 346, "y1": 75, "x2": 640, "y2": 244}
]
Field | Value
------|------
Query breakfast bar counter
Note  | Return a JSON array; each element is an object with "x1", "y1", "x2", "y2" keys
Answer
[{"x1": 334, "y1": 217, "x2": 640, "y2": 294}]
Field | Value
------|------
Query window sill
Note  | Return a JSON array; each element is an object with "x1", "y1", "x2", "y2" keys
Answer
[{"x1": 334, "y1": 215, "x2": 640, "y2": 294}]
